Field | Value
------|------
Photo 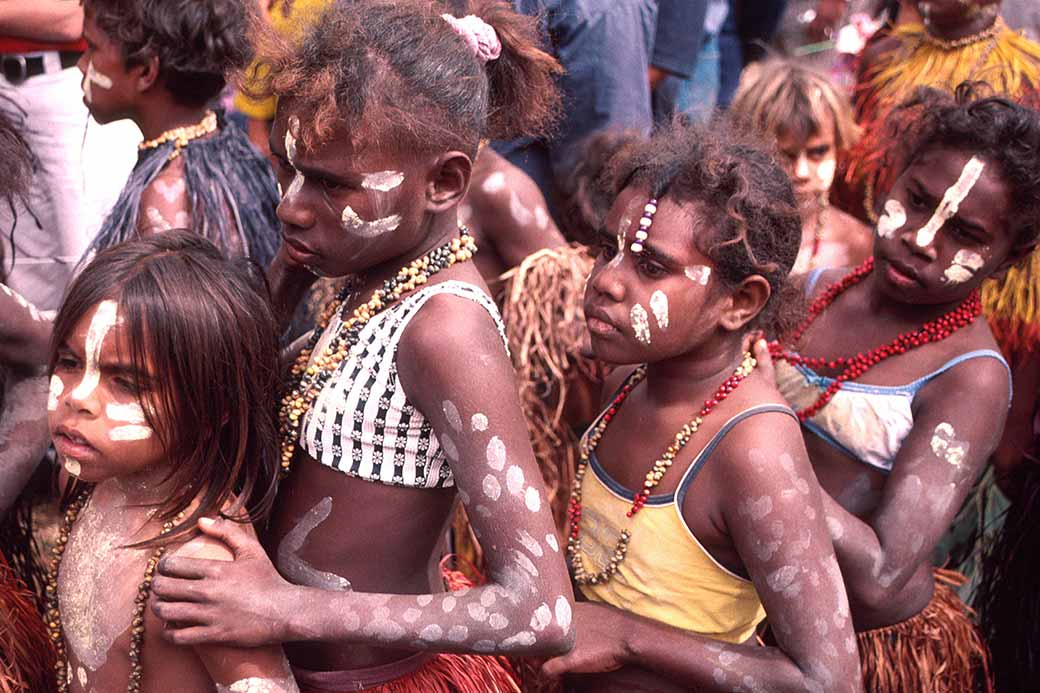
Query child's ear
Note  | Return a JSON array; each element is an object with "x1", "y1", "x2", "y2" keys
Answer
[
  {"x1": 425, "y1": 151, "x2": 472, "y2": 213},
  {"x1": 989, "y1": 236, "x2": 1038, "y2": 282},
  {"x1": 133, "y1": 54, "x2": 161, "y2": 94},
  {"x1": 718, "y1": 274, "x2": 771, "y2": 332}
]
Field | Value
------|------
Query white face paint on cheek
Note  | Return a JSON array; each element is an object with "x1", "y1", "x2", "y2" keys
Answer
[
  {"x1": 341, "y1": 205, "x2": 401, "y2": 238},
  {"x1": 816, "y1": 158, "x2": 837, "y2": 190},
  {"x1": 943, "y1": 249, "x2": 985, "y2": 284},
  {"x1": 914, "y1": 156, "x2": 986, "y2": 248},
  {"x1": 105, "y1": 402, "x2": 146, "y2": 424},
  {"x1": 360, "y1": 170, "x2": 405, "y2": 192},
  {"x1": 684, "y1": 265, "x2": 711, "y2": 285},
  {"x1": 930, "y1": 422, "x2": 970, "y2": 466},
  {"x1": 82, "y1": 60, "x2": 113, "y2": 104},
  {"x1": 630, "y1": 303, "x2": 651, "y2": 345},
  {"x1": 284, "y1": 172, "x2": 304, "y2": 202},
  {"x1": 48, "y1": 375, "x2": 64, "y2": 411},
  {"x1": 649, "y1": 290, "x2": 669, "y2": 330},
  {"x1": 70, "y1": 301, "x2": 119, "y2": 401},
  {"x1": 108, "y1": 425, "x2": 152, "y2": 441},
  {"x1": 471, "y1": 413, "x2": 488, "y2": 432},
  {"x1": 876, "y1": 199, "x2": 907, "y2": 239}
]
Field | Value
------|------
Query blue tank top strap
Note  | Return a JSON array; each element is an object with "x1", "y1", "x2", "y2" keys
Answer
[
  {"x1": 805, "y1": 268, "x2": 828, "y2": 296},
  {"x1": 674, "y1": 404, "x2": 799, "y2": 508},
  {"x1": 905, "y1": 349, "x2": 1013, "y2": 402}
]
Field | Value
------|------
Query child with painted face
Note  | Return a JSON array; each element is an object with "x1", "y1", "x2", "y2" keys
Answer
[
  {"x1": 730, "y1": 57, "x2": 872, "y2": 275},
  {"x1": 78, "y1": 0, "x2": 280, "y2": 266},
  {"x1": 766, "y1": 87, "x2": 1040, "y2": 692},
  {"x1": 46, "y1": 231, "x2": 295, "y2": 692},
  {"x1": 149, "y1": 2, "x2": 574, "y2": 691},
  {"x1": 541, "y1": 124, "x2": 862, "y2": 692}
]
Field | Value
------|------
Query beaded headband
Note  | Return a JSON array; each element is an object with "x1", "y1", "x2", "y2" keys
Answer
[{"x1": 629, "y1": 198, "x2": 658, "y2": 254}]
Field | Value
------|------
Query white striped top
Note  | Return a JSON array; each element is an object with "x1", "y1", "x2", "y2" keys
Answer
[{"x1": 300, "y1": 281, "x2": 507, "y2": 489}]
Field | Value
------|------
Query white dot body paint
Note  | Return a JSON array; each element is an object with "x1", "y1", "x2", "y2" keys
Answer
[
  {"x1": 442, "y1": 400, "x2": 463, "y2": 432},
  {"x1": 482, "y1": 474, "x2": 502, "y2": 501},
  {"x1": 276, "y1": 497, "x2": 352, "y2": 591},
  {"x1": 361, "y1": 170, "x2": 405, "y2": 192},
  {"x1": 555, "y1": 595, "x2": 572, "y2": 631},
  {"x1": 630, "y1": 303, "x2": 652, "y2": 345},
  {"x1": 341, "y1": 205, "x2": 402, "y2": 238},
  {"x1": 876, "y1": 199, "x2": 907, "y2": 239},
  {"x1": 82, "y1": 60, "x2": 113, "y2": 104},
  {"x1": 766, "y1": 565, "x2": 798, "y2": 592},
  {"x1": 77, "y1": 666, "x2": 88, "y2": 688},
  {"x1": 216, "y1": 675, "x2": 300, "y2": 693},
  {"x1": 930, "y1": 422, "x2": 970, "y2": 467},
  {"x1": 48, "y1": 375, "x2": 64, "y2": 411},
  {"x1": 545, "y1": 533, "x2": 559, "y2": 552},
  {"x1": 501, "y1": 631, "x2": 536, "y2": 649},
  {"x1": 649, "y1": 290, "x2": 669, "y2": 331},
  {"x1": 440, "y1": 434, "x2": 459, "y2": 461},
  {"x1": 524, "y1": 487, "x2": 541, "y2": 512},
  {"x1": 482, "y1": 171, "x2": 506, "y2": 193},
  {"x1": 739, "y1": 495, "x2": 773, "y2": 521},
  {"x1": 718, "y1": 650, "x2": 741, "y2": 666},
  {"x1": 1, "y1": 283, "x2": 43, "y2": 321},
  {"x1": 506, "y1": 466, "x2": 525, "y2": 496},
  {"x1": 489, "y1": 613, "x2": 509, "y2": 630},
  {"x1": 531, "y1": 603, "x2": 552, "y2": 631},
  {"x1": 517, "y1": 529, "x2": 543, "y2": 557},
  {"x1": 534, "y1": 206, "x2": 549, "y2": 230},
  {"x1": 943, "y1": 249, "x2": 985, "y2": 285},
  {"x1": 420, "y1": 624, "x2": 443, "y2": 641},
  {"x1": 64, "y1": 457, "x2": 81, "y2": 477},
  {"x1": 486, "y1": 436, "x2": 506, "y2": 471},
  {"x1": 471, "y1": 413, "x2": 489, "y2": 432},
  {"x1": 71, "y1": 301, "x2": 119, "y2": 401},
  {"x1": 684, "y1": 265, "x2": 711, "y2": 285},
  {"x1": 915, "y1": 157, "x2": 986, "y2": 248},
  {"x1": 509, "y1": 192, "x2": 534, "y2": 226}
]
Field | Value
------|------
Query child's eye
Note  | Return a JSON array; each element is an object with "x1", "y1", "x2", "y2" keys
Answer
[
  {"x1": 55, "y1": 355, "x2": 81, "y2": 371},
  {"x1": 597, "y1": 237, "x2": 618, "y2": 261},
  {"x1": 638, "y1": 258, "x2": 667, "y2": 279},
  {"x1": 319, "y1": 178, "x2": 347, "y2": 193},
  {"x1": 807, "y1": 146, "x2": 831, "y2": 160},
  {"x1": 112, "y1": 377, "x2": 141, "y2": 395}
]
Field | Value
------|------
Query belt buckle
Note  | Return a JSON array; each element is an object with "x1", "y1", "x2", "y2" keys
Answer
[{"x1": 2, "y1": 55, "x2": 28, "y2": 85}]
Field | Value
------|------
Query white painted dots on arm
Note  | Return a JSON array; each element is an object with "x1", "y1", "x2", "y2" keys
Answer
[{"x1": 215, "y1": 675, "x2": 300, "y2": 693}]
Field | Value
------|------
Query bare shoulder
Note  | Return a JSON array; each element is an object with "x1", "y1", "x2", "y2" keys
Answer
[{"x1": 172, "y1": 532, "x2": 235, "y2": 562}]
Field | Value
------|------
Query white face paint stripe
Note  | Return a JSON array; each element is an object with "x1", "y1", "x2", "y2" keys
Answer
[
  {"x1": 70, "y1": 301, "x2": 119, "y2": 401},
  {"x1": 943, "y1": 249, "x2": 985, "y2": 284},
  {"x1": 649, "y1": 290, "x2": 669, "y2": 330},
  {"x1": 876, "y1": 199, "x2": 907, "y2": 239},
  {"x1": 105, "y1": 402, "x2": 147, "y2": 424},
  {"x1": 684, "y1": 265, "x2": 711, "y2": 285},
  {"x1": 361, "y1": 170, "x2": 405, "y2": 192},
  {"x1": 341, "y1": 205, "x2": 401, "y2": 238},
  {"x1": 83, "y1": 60, "x2": 113, "y2": 104},
  {"x1": 109, "y1": 425, "x2": 153, "y2": 441},
  {"x1": 817, "y1": 158, "x2": 837, "y2": 189},
  {"x1": 914, "y1": 157, "x2": 986, "y2": 248},
  {"x1": 630, "y1": 303, "x2": 651, "y2": 345},
  {"x1": 48, "y1": 375, "x2": 64, "y2": 411}
]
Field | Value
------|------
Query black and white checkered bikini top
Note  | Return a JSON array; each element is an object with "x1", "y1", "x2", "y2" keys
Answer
[{"x1": 299, "y1": 280, "x2": 508, "y2": 489}]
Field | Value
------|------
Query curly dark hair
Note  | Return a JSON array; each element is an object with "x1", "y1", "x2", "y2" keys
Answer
[
  {"x1": 882, "y1": 83, "x2": 1040, "y2": 250},
  {"x1": 83, "y1": 0, "x2": 256, "y2": 107},
  {"x1": 0, "y1": 101, "x2": 34, "y2": 209},
  {"x1": 609, "y1": 122, "x2": 804, "y2": 337},
  {"x1": 248, "y1": 0, "x2": 562, "y2": 154}
]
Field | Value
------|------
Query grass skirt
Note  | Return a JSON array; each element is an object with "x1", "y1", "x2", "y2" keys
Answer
[{"x1": 857, "y1": 569, "x2": 992, "y2": 693}]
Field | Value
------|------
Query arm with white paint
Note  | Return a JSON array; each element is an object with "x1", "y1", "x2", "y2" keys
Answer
[
  {"x1": 547, "y1": 414, "x2": 862, "y2": 692},
  {"x1": 178, "y1": 536, "x2": 300, "y2": 692},
  {"x1": 0, "y1": 0, "x2": 83, "y2": 42},
  {"x1": 819, "y1": 356, "x2": 1009, "y2": 610},
  {"x1": 136, "y1": 163, "x2": 193, "y2": 237},
  {"x1": 0, "y1": 284, "x2": 51, "y2": 370},
  {"x1": 0, "y1": 371, "x2": 50, "y2": 518},
  {"x1": 285, "y1": 293, "x2": 575, "y2": 655}
]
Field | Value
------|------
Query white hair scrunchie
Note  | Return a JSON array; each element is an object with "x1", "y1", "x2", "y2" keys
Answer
[{"x1": 441, "y1": 13, "x2": 502, "y2": 63}]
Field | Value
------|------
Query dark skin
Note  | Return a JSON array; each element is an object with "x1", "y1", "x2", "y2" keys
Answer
[
  {"x1": 460, "y1": 147, "x2": 566, "y2": 283},
  {"x1": 763, "y1": 147, "x2": 1032, "y2": 631},
  {"x1": 149, "y1": 108, "x2": 574, "y2": 667},
  {"x1": 916, "y1": 0, "x2": 1002, "y2": 40},
  {"x1": 541, "y1": 187, "x2": 862, "y2": 692}
]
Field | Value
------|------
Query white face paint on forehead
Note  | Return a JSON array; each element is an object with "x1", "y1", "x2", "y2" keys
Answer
[
  {"x1": 70, "y1": 301, "x2": 119, "y2": 401},
  {"x1": 876, "y1": 199, "x2": 907, "y2": 239},
  {"x1": 943, "y1": 249, "x2": 985, "y2": 285},
  {"x1": 914, "y1": 156, "x2": 986, "y2": 248},
  {"x1": 341, "y1": 206, "x2": 402, "y2": 238},
  {"x1": 361, "y1": 170, "x2": 405, "y2": 192},
  {"x1": 82, "y1": 60, "x2": 113, "y2": 105}
]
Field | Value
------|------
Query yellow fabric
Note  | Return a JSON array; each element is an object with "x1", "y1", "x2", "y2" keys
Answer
[
  {"x1": 576, "y1": 466, "x2": 766, "y2": 644},
  {"x1": 234, "y1": 0, "x2": 332, "y2": 120}
]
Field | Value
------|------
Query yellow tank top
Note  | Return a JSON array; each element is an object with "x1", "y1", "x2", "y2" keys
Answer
[{"x1": 576, "y1": 404, "x2": 796, "y2": 644}]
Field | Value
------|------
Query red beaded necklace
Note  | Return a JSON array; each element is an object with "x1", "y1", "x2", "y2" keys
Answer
[
  {"x1": 567, "y1": 352, "x2": 756, "y2": 585},
  {"x1": 769, "y1": 257, "x2": 982, "y2": 421}
]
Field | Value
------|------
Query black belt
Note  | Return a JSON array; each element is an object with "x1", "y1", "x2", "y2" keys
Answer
[{"x1": 1, "y1": 51, "x2": 81, "y2": 86}]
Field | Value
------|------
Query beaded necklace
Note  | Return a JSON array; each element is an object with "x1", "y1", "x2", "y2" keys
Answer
[
  {"x1": 769, "y1": 257, "x2": 982, "y2": 420},
  {"x1": 45, "y1": 488, "x2": 185, "y2": 693},
  {"x1": 278, "y1": 228, "x2": 477, "y2": 476},
  {"x1": 138, "y1": 110, "x2": 218, "y2": 162},
  {"x1": 922, "y1": 15, "x2": 1005, "y2": 51},
  {"x1": 567, "y1": 351, "x2": 756, "y2": 585}
]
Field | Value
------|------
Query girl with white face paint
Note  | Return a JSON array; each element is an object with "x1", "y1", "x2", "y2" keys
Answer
[
  {"x1": 546, "y1": 124, "x2": 861, "y2": 693},
  {"x1": 730, "y1": 58, "x2": 873, "y2": 275},
  {"x1": 44, "y1": 232, "x2": 297, "y2": 692},
  {"x1": 765, "y1": 88, "x2": 1040, "y2": 692}
]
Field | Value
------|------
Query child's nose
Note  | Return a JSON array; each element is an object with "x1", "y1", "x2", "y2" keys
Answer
[{"x1": 590, "y1": 261, "x2": 625, "y2": 302}]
